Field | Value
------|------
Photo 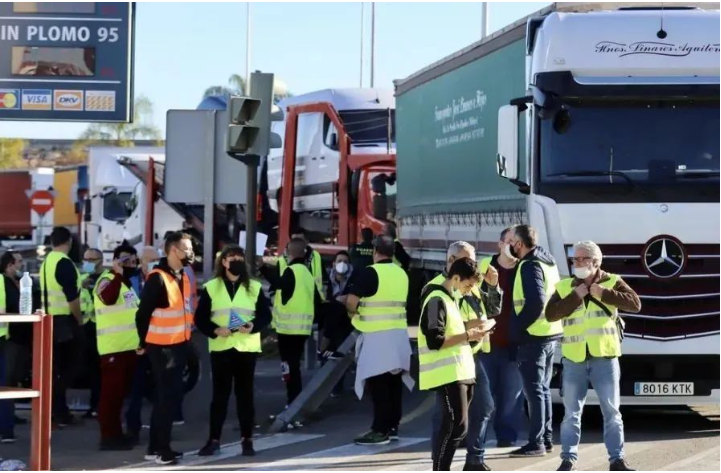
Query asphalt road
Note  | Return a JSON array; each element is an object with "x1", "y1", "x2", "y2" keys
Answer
[{"x1": 1, "y1": 348, "x2": 718, "y2": 471}]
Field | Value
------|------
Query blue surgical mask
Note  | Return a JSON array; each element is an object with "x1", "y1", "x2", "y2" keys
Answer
[
  {"x1": 81, "y1": 261, "x2": 96, "y2": 274},
  {"x1": 147, "y1": 261, "x2": 159, "y2": 272}
]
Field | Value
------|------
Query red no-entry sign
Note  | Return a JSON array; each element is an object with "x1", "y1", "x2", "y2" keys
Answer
[{"x1": 30, "y1": 190, "x2": 54, "y2": 216}]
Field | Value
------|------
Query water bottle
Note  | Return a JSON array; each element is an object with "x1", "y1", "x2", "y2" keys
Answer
[
  {"x1": 19, "y1": 272, "x2": 32, "y2": 315},
  {"x1": 0, "y1": 459, "x2": 27, "y2": 471}
]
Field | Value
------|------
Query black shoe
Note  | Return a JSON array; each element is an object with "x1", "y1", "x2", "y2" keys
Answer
[
  {"x1": 242, "y1": 438, "x2": 255, "y2": 456},
  {"x1": 198, "y1": 440, "x2": 220, "y2": 456},
  {"x1": 146, "y1": 450, "x2": 183, "y2": 461},
  {"x1": 100, "y1": 437, "x2": 134, "y2": 451},
  {"x1": 388, "y1": 427, "x2": 399, "y2": 441},
  {"x1": 463, "y1": 462, "x2": 492, "y2": 471},
  {"x1": 0, "y1": 434, "x2": 16, "y2": 444},
  {"x1": 155, "y1": 452, "x2": 178, "y2": 466},
  {"x1": 496, "y1": 440, "x2": 515, "y2": 448},
  {"x1": 610, "y1": 459, "x2": 635, "y2": 471},
  {"x1": 545, "y1": 441, "x2": 554, "y2": 453},
  {"x1": 509, "y1": 444, "x2": 546, "y2": 458},
  {"x1": 557, "y1": 459, "x2": 577, "y2": 471}
]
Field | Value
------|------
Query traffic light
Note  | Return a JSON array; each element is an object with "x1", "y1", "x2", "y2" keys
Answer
[{"x1": 227, "y1": 96, "x2": 262, "y2": 155}]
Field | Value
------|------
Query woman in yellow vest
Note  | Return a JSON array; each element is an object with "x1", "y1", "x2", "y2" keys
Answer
[
  {"x1": 545, "y1": 241, "x2": 640, "y2": 472},
  {"x1": 194, "y1": 245, "x2": 271, "y2": 457},
  {"x1": 418, "y1": 257, "x2": 492, "y2": 471}
]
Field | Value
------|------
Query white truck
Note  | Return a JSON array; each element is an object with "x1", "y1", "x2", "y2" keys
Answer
[
  {"x1": 85, "y1": 146, "x2": 185, "y2": 264},
  {"x1": 394, "y1": 3, "x2": 719, "y2": 405}
]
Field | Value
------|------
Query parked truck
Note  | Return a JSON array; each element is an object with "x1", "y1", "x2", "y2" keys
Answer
[{"x1": 394, "y1": 2, "x2": 719, "y2": 406}]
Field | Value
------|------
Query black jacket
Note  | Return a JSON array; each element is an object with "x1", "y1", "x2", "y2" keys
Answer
[{"x1": 509, "y1": 246, "x2": 561, "y2": 344}]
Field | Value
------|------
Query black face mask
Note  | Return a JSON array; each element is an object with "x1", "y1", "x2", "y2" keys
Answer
[
  {"x1": 123, "y1": 267, "x2": 138, "y2": 280},
  {"x1": 509, "y1": 242, "x2": 520, "y2": 260},
  {"x1": 179, "y1": 250, "x2": 194, "y2": 267},
  {"x1": 228, "y1": 260, "x2": 246, "y2": 277}
]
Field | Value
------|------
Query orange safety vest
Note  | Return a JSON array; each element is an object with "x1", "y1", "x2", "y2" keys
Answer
[{"x1": 146, "y1": 269, "x2": 193, "y2": 345}]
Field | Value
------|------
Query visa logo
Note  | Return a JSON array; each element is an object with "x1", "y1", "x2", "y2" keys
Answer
[{"x1": 27, "y1": 95, "x2": 50, "y2": 104}]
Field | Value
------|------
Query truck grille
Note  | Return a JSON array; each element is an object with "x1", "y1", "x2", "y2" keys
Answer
[{"x1": 566, "y1": 243, "x2": 720, "y2": 340}]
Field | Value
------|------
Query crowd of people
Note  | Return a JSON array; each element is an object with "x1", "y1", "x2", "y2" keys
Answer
[{"x1": 0, "y1": 221, "x2": 642, "y2": 470}]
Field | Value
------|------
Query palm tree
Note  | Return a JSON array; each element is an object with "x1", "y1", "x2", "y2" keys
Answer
[
  {"x1": 202, "y1": 74, "x2": 292, "y2": 103},
  {"x1": 78, "y1": 95, "x2": 162, "y2": 146}
]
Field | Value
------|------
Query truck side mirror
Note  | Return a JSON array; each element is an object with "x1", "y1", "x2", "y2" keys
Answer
[
  {"x1": 497, "y1": 105, "x2": 519, "y2": 181},
  {"x1": 83, "y1": 199, "x2": 92, "y2": 222}
]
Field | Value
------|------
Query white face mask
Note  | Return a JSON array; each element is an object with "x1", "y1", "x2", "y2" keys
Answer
[
  {"x1": 503, "y1": 244, "x2": 515, "y2": 260},
  {"x1": 573, "y1": 265, "x2": 593, "y2": 280},
  {"x1": 335, "y1": 262, "x2": 349, "y2": 274}
]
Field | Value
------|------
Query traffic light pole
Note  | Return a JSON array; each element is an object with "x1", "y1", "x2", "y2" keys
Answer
[{"x1": 244, "y1": 154, "x2": 259, "y2": 276}]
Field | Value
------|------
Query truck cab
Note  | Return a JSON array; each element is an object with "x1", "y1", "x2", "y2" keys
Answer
[{"x1": 497, "y1": 7, "x2": 719, "y2": 404}]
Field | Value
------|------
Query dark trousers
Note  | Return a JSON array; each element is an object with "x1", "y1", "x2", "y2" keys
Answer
[
  {"x1": 518, "y1": 341, "x2": 556, "y2": 448},
  {"x1": 98, "y1": 351, "x2": 137, "y2": 440},
  {"x1": 208, "y1": 349, "x2": 257, "y2": 441},
  {"x1": 277, "y1": 334, "x2": 307, "y2": 405},
  {"x1": 0, "y1": 340, "x2": 14, "y2": 437},
  {"x1": 84, "y1": 323, "x2": 101, "y2": 411},
  {"x1": 367, "y1": 372, "x2": 403, "y2": 435},
  {"x1": 147, "y1": 343, "x2": 188, "y2": 455},
  {"x1": 126, "y1": 354, "x2": 151, "y2": 434},
  {"x1": 6, "y1": 340, "x2": 30, "y2": 423},
  {"x1": 52, "y1": 319, "x2": 78, "y2": 421},
  {"x1": 433, "y1": 383, "x2": 474, "y2": 471}
]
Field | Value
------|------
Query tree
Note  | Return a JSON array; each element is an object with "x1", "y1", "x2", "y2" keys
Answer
[
  {"x1": 78, "y1": 95, "x2": 162, "y2": 147},
  {"x1": 202, "y1": 74, "x2": 292, "y2": 103},
  {"x1": 0, "y1": 138, "x2": 26, "y2": 169}
]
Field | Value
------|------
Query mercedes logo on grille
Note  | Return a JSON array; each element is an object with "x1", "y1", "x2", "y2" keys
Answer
[{"x1": 642, "y1": 235, "x2": 686, "y2": 279}]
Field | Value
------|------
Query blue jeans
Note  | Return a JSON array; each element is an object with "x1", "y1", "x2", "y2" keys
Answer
[
  {"x1": 465, "y1": 356, "x2": 494, "y2": 464},
  {"x1": 0, "y1": 340, "x2": 13, "y2": 437},
  {"x1": 126, "y1": 355, "x2": 150, "y2": 433},
  {"x1": 517, "y1": 341, "x2": 556, "y2": 448},
  {"x1": 561, "y1": 357, "x2": 625, "y2": 462},
  {"x1": 430, "y1": 357, "x2": 494, "y2": 464},
  {"x1": 480, "y1": 347, "x2": 524, "y2": 443}
]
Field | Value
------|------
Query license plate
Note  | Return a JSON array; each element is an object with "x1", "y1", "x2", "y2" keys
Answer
[{"x1": 634, "y1": 382, "x2": 694, "y2": 396}]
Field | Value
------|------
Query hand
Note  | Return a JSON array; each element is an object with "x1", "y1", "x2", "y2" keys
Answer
[
  {"x1": 111, "y1": 258, "x2": 123, "y2": 275},
  {"x1": 82, "y1": 277, "x2": 94, "y2": 289},
  {"x1": 483, "y1": 265, "x2": 499, "y2": 287},
  {"x1": 135, "y1": 348, "x2": 145, "y2": 356},
  {"x1": 574, "y1": 284, "x2": 590, "y2": 299},
  {"x1": 214, "y1": 327, "x2": 232, "y2": 338},
  {"x1": 238, "y1": 322, "x2": 254, "y2": 334},
  {"x1": 590, "y1": 284, "x2": 605, "y2": 300},
  {"x1": 336, "y1": 295, "x2": 348, "y2": 305},
  {"x1": 466, "y1": 327, "x2": 484, "y2": 342}
]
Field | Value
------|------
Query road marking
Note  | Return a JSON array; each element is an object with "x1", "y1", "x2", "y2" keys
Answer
[
  {"x1": 252, "y1": 437, "x2": 429, "y2": 470},
  {"x1": 658, "y1": 446, "x2": 720, "y2": 471},
  {"x1": 400, "y1": 393, "x2": 435, "y2": 425},
  {"x1": 116, "y1": 433, "x2": 324, "y2": 470}
]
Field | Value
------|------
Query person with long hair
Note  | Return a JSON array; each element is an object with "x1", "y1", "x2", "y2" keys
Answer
[{"x1": 194, "y1": 245, "x2": 272, "y2": 457}]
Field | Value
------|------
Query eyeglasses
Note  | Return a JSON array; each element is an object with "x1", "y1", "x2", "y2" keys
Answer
[{"x1": 572, "y1": 256, "x2": 594, "y2": 263}]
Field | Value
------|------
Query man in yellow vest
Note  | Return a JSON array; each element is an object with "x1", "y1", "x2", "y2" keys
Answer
[
  {"x1": 423, "y1": 242, "x2": 500, "y2": 471},
  {"x1": 545, "y1": 241, "x2": 640, "y2": 472},
  {"x1": 345, "y1": 235, "x2": 414, "y2": 446},
  {"x1": 80, "y1": 247, "x2": 104, "y2": 419},
  {"x1": 273, "y1": 237, "x2": 323, "y2": 409},
  {"x1": 507, "y1": 225, "x2": 561, "y2": 458},
  {"x1": 275, "y1": 232, "x2": 325, "y2": 301},
  {"x1": 417, "y1": 257, "x2": 489, "y2": 471},
  {"x1": 94, "y1": 243, "x2": 141, "y2": 451},
  {"x1": 39, "y1": 226, "x2": 83, "y2": 427}
]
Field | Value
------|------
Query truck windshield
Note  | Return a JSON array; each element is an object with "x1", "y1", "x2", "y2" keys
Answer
[
  {"x1": 539, "y1": 100, "x2": 719, "y2": 202},
  {"x1": 369, "y1": 171, "x2": 397, "y2": 222},
  {"x1": 340, "y1": 110, "x2": 395, "y2": 145},
  {"x1": 103, "y1": 191, "x2": 133, "y2": 222}
]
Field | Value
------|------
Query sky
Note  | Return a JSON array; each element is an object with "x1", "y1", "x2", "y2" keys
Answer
[{"x1": 0, "y1": 1, "x2": 551, "y2": 140}]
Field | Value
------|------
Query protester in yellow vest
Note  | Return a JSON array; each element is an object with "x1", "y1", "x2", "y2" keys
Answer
[
  {"x1": 545, "y1": 241, "x2": 640, "y2": 472},
  {"x1": 507, "y1": 224, "x2": 562, "y2": 458},
  {"x1": 418, "y1": 257, "x2": 492, "y2": 471},
  {"x1": 80, "y1": 247, "x2": 104, "y2": 420},
  {"x1": 422, "y1": 241, "x2": 501, "y2": 471},
  {"x1": 39, "y1": 226, "x2": 82, "y2": 427},
  {"x1": 276, "y1": 232, "x2": 325, "y2": 301},
  {"x1": 345, "y1": 235, "x2": 413, "y2": 447},
  {"x1": 194, "y1": 245, "x2": 271, "y2": 458},
  {"x1": 272, "y1": 238, "x2": 322, "y2": 412},
  {"x1": 93, "y1": 243, "x2": 141, "y2": 451}
]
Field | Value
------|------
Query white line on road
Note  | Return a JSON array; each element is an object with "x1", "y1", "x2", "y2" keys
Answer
[
  {"x1": 116, "y1": 432, "x2": 324, "y2": 470},
  {"x1": 253, "y1": 437, "x2": 430, "y2": 471},
  {"x1": 658, "y1": 446, "x2": 720, "y2": 471}
]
